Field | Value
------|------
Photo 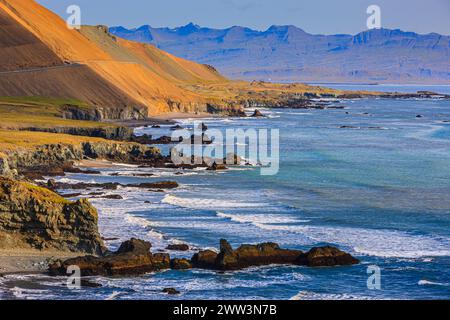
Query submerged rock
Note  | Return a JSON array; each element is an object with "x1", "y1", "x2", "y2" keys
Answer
[
  {"x1": 162, "y1": 288, "x2": 180, "y2": 295},
  {"x1": 251, "y1": 109, "x2": 265, "y2": 117}
]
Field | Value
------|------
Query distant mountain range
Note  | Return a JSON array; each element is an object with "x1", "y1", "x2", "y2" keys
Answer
[{"x1": 110, "y1": 24, "x2": 450, "y2": 84}]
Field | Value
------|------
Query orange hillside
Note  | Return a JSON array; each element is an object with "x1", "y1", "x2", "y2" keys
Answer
[{"x1": 0, "y1": 0, "x2": 235, "y2": 117}]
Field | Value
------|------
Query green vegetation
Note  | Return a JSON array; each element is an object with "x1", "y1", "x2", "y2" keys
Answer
[
  {"x1": 0, "y1": 129, "x2": 106, "y2": 151},
  {"x1": 22, "y1": 181, "x2": 72, "y2": 204},
  {"x1": 0, "y1": 96, "x2": 118, "y2": 129}
]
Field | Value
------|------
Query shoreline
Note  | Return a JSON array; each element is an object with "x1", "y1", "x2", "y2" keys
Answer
[
  {"x1": 111, "y1": 112, "x2": 221, "y2": 128},
  {"x1": 0, "y1": 249, "x2": 84, "y2": 275}
]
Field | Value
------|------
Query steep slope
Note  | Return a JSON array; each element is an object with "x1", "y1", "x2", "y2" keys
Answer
[
  {"x1": 0, "y1": 8, "x2": 63, "y2": 71},
  {"x1": 80, "y1": 25, "x2": 225, "y2": 84},
  {"x1": 0, "y1": 0, "x2": 239, "y2": 117},
  {"x1": 111, "y1": 24, "x2": 450, "y2": 84}
]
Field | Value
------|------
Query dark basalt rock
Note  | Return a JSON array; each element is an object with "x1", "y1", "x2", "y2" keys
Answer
[
  {"x1": 296, "y1": 246, "x2": 360, "y2": 267},
  {"x1": 251, "y1": 109, "x2": 265, "y2": 117},
  {"x1": 80, "y1": 279, "x2": 102, "y2": 288},
  {"x1": 191, "y1": 250, "x2": 218, "y2": 269},
  {"x1": 48, "y1": 238, "x2": 170, "y2": 277},
  {"x1": 191, "y1": 240, "x2": 359, "y2": 271},
  {"x1": 162, "y1": 288, "x2": 180, "y2": 295},
  {"x1": 97, "y1": 194, "x2": 123, "y2": 200},
  {"x1": 206, "y1": 162, "x2": 228, "y2": 171},
  {"x1": 116, "y1": 238, "x2": 151, "y2": 254},
  {"x1": 215, "y1": 240, "x2": 302, "y2": 271},
  {"x1": 171, "y1": 125, "x2": 184, "y2": 131},
  {"x1": 45, "y1": 181, "x2": 178, "y2": 191},
  {"x1": 166, "y1": 244, "x2": 190, "y2": 251},
  {"x1": 170, "y1": 258, "x2": 192, "y2": 270},
  {"x1": 0, "y1": 178, "x2": 105, "y2": 254}
]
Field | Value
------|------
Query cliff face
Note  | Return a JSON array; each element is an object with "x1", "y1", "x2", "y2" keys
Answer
[
  {"x1": 0, "y1": 135, "x2": 164, "y2": 255},
  {"x1": 0, "y1": 177, "x2": 105, "y2": 254},
  {"x1": 4, "y1": 141, "x2": 162, "y2": 175}
]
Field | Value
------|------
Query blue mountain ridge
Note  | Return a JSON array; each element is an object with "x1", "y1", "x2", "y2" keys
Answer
[{"x1": 110, "y1": 23, "x2": 450, "y2": 84}]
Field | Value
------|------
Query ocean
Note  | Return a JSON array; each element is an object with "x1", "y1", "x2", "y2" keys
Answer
[{"x1": 1, "y1": 85, "x2": 450, "y2": 300}]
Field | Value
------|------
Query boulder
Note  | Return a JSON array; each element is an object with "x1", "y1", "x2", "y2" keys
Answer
[
  {"x1": 191, "y1": 250, "x2": 218, "y2": 269},
  {"x1": 48, "y1": 238, "x2": 170, "y2": 276},
  {"x1": 215, "y1": 240, "x2": 303, "y2": 271},
  {"x1": 251, "y1": 109, "x2": 265, "y2": 117},
  {"x1": 166, "y1": 244, "x2": 190, "y2": 251},
  {"x1": 162, "y1": 288, "x2": 180, "y2": 295},
  {"x1": 207, "y1": 162, "x2": 228, "y2": 171},
  {"x1": 296, "y1": 246, "x2": 359, "y2": 267},
  {"x1": 190, "y1": 240, "x2": 359, "y2": 271},
  {"x1": 170, "y1": 258, "x2": 192, "y2": 270}
]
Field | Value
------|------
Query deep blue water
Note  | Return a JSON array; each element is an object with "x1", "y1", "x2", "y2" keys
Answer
[{"x1": 1, "y1": 96, "x2": 450, "y2": 300}]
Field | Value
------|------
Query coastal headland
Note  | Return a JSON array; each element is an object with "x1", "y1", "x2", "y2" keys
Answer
[{"x1": 1, "y1": 0, "x2": 448, "y2": 287}]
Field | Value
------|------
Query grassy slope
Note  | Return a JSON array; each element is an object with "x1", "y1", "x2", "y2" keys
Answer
[
  {"x1": 0, "y1": 129, "x2": 106, "y2": 153},
  {"x1": 0, "y1": 96, "x2": 119, "y2": 129}
]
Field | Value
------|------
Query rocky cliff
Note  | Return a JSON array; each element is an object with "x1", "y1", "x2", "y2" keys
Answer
[
  {"x1": 3, "y1": 141, "x2": 162, "y2": 178},
  {"x1": 0, "y1": 177, "x2": 105, "y2": 254}
]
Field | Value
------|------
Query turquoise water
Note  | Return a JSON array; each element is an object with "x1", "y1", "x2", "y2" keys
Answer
[
  {"x1": 307, "y1": 84, "x2": 450, "y2": 95},
  {"x1": 1, "y1": 97, "x2": 450, "y2": 300}
]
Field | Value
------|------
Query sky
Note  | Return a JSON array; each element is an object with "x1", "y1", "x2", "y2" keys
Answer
[{"x1": 37, "y1": 0, "x2": 450, "y2": 35}]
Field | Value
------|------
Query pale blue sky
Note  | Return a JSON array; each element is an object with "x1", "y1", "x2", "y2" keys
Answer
[{"x1": 37, "y1": 0, "x2": 450, "y2": 35}]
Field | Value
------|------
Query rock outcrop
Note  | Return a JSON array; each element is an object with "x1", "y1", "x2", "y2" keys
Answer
[
  {"x1": 296, "y1": 246, "x2": 360, "y2": 267},
  {"x1": 4, "y1": 141, "x2": 163, "y2": 179},
  {"x1": 166, "y1": 244, "x2": 190, "y2": 251},
  {"x1": 191, "y1": 240, "x2": 359, "y2": 270},
  {"x1": 20, "y1": 125, "x2": 135, "y2": 141},
  {"x1": 0, "y1": 177, "x2": 105, "y2": 254},
  {"x1": 44, "y1": 180, "x2": 179, "y2": 192},
  {"x1": 251, "y1": 109, "x2": 265, "y2": 117},
  {"x1": 49, "y1": 238, "x2": 170, "y2": 276},
  {"x1": 170, "y1": 258, "x2": 192, "y2": 270}
]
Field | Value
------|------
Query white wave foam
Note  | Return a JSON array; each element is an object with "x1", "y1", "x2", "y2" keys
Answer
[
  {"x1": 162, "y1": 194, "x2": 266, "y2": 209},
  {"x1": 418, "y1": 280, "x2": 449, "y2": 287},
  {"x1": 290, "y1": 291, "x2": 378, "y2": 300},
  {"x1": 105, "y1": 291, "x2": 125, "y2": 300},
  {"x1": 217, "y1": 212, "x2": 306, "y2": 224},
  {"x1": 249, "y1": 224, "x2": 450, "y2": 259}
]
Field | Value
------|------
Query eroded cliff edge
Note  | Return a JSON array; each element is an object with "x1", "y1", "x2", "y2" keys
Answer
[
  {"x1": 0, "y1": 177, "x2": 105, "y2": 255},
  {"x1": 0, "y1": 136, "x2": 164, "y2": 256}
]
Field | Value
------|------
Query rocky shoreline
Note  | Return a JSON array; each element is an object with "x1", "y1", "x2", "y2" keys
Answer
[
  {"x1": 48, "y1": 238, "x2": 359, "y2": 277},
  {"x1": 0, "y1": 132, "x2": 360, "y2": 283}
]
